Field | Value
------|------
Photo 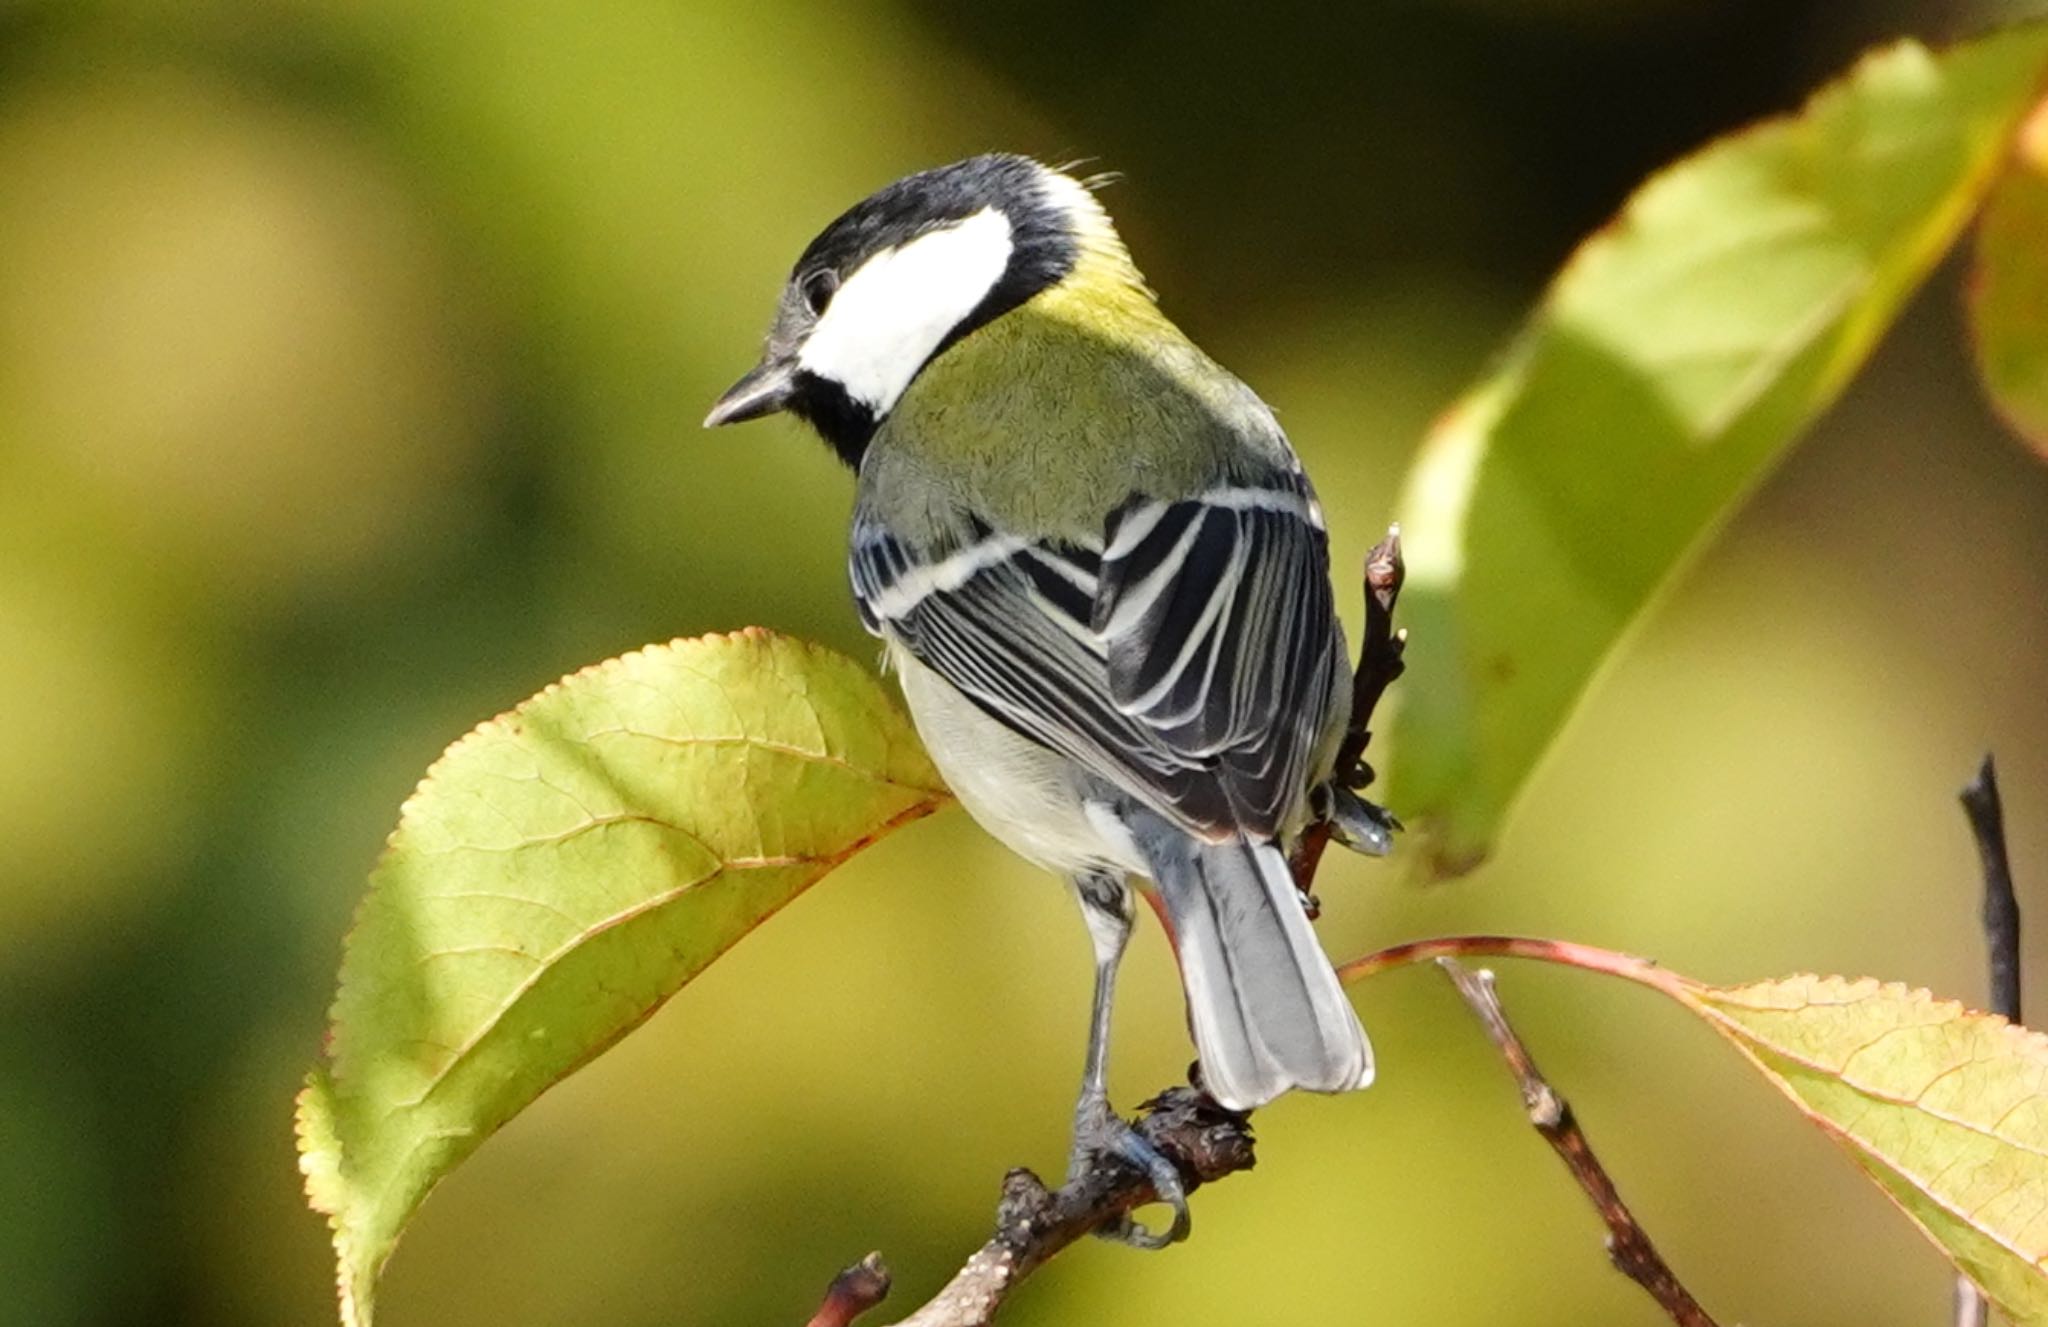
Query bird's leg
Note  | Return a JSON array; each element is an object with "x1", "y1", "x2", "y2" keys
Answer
[{"x1": 1067, "y1": 870, "x2": 1190, "y2": 1249}]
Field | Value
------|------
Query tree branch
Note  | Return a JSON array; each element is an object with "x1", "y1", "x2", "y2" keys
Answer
[
  {"x1": 1955, "y1": 754, "x2": 2022, "y2": 1327},
  {"x1": 801, "y1": 1090, "x2": 1254, "y2": 1327},
  {"x1": 1435, "y1": 959, "x2": 1719, "y2": 1327}
]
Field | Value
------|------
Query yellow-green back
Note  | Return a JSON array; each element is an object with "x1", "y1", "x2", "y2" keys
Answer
[{"x1": 864, "y1": 233, "x2": 1296, "y2": 545}]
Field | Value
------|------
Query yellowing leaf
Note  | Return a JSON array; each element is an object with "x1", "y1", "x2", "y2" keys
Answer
[
  {"x1": 1971, "y1": 97, "x2": 2048, "y2": 456},
  {"x1": 296, "y1": 630, "x2": 948, "y2": 1327},
  {"x1": 1675, "y1": 974, "x2": 2048, "y2": 1321},
  {"x1": 1341, "y1": 939, "x2": 2048, "y2": 1315},
  {"x1": 1386, "y1": 27, "x2": 2048, "y2": 873}
]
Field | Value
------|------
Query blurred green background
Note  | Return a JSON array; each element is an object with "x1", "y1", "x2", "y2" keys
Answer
[{"x1": 5, "y1": 1, "x2": 2048, "y2": 1324}]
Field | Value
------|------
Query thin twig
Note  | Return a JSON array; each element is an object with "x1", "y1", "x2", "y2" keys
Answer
[
  {"x1": 1435, "y1": 959, "x2": 1719, "y2": 1327},
  {"x1": 1292, "y1": 526, "x2": 1407, "y2": 900},
  {"x1": 1955, "y1": 754, "x2": 2022, "y2": 1327},
  {"x1": 1955, "y1": 1279, "x2": 1990, "y2": 1327},
  {"x1": 1340, "y1": 525, "x2": 1408, "y2": 780},
  {"x1": 806, "y1": 1254, "x2": 891, "y2": 1327},
  {"x1": 1962, "y1": 755, "x2": 2021, "y2": 1025},
  {"x1": 803, "y1": 1090, "x2": 1254, "y2": 1327}
]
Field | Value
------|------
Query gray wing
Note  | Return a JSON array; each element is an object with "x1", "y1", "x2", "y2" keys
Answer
[
  {"x1": 1095, "y1": 470, "x2": 1341, "y2": 835},
  {"x1": 851, "y1": 470, "x2": 1341, "y2": 841}
]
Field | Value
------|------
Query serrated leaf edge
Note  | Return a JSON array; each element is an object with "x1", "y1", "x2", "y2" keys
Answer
[
  {"x1": 294, "y1": 628, "x2": 949, "y2": 1327},
  {"x1": 1674, "y1": 972, "x2": 2048, "y2": 1315}
]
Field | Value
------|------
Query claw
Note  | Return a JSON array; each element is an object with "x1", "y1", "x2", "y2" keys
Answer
[{"x1": 1070, "y1": 1095, "x2": 1192, "y2": 1248}]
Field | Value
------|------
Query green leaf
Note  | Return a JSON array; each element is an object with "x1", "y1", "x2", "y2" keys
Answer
[
  {"x1": 296, "y1": 630, "x2": 948, "y2": 1327},
  {"x1": 1675, "y1": 974, "x2": 2048, "y2": 1323},
  {"x1": 1971, "y1": 97, "x2": 2048, "y2": 456},
  {"x1": 1385, "y1": 27, "x2": 2048, "y2": 873}
]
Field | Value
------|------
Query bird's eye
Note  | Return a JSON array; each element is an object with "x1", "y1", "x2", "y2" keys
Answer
[{"x1": 801, "y1": 270, "x2": 839, "y2": 316}]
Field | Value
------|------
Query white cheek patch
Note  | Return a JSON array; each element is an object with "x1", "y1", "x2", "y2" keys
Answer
[{"x1": 798, "y1": 207, "x2": 1015, "y2": 415}]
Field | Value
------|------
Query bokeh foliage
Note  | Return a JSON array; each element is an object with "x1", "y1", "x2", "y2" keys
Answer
[
  {"x1": 6, "y1": 3, "x2": 2048, "y2": 1326},
  {"x1": 1973, "y1": 99, "x2": 2048, "y2": 455}
]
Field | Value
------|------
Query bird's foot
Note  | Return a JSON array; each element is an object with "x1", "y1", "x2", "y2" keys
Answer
[
  {"x1": 1328, "y1": 784, "x2": 1402, "y2": 857},
  {"x1": 1069, "y1": 1093, "x2": 1190, "y2": 1249}
]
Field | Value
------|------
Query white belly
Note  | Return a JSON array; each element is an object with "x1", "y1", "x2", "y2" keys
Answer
[{"x1": 890, "y1": 643, "x2": 1145, "y2": 879}]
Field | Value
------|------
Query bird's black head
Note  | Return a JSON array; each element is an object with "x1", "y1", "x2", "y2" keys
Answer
[{"x1": 704, "y1": 154, "x2": 1095, "y2": 467}]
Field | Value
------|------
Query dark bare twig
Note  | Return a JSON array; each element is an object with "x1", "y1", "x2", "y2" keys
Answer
[
  {"x1": 805, "y1": 1090, "x2": 1254, "y2": 1327},
  {"x1": 1292, "y1": 526, "x2": 1407, "y2": 902},
  {"x1": 1339, "y1": 525, "x2": 1408, "y2": 780},
  {"x1": 1956, "y1": 754, "x2": 2022, "y2": 1327},
  {"x1": 1435, "y1": 959, "x2": 1719, "y2": 1327},
  {"x1": 1962, "y1": 755, "x2": 2021, "y2": 1025}
]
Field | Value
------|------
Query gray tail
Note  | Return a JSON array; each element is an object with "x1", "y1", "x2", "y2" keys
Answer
[{"x1": 1142, "y1": 828, "x2": 1373, "y2": 1111}]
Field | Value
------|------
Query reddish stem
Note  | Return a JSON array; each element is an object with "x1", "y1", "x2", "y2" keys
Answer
[
  {"x1": 807, "y1": 1254, "x2": 891, "y2": 1327},
  {"x1": 1337, "y1": 933, "x2": 1678, "y2": 996}
]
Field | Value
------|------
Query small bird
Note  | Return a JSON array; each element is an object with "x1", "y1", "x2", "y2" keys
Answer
[{"x1": 707, "y1": 154, "x2": 1373, "y2": 1245}]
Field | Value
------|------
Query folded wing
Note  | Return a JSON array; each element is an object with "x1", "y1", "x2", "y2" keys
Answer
[{"x1": 851, "y1": 467, "x2": 1341, "y2": 841}]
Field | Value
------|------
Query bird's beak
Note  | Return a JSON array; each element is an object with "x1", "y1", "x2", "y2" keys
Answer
[{"x1": 703, "y1": 359, "x2": 797, "y2": 428}]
